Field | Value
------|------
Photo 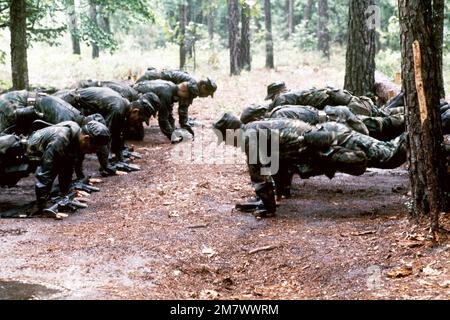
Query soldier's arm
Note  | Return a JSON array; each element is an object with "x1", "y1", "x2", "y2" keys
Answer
[{"x1": 158, "y1": 103, "x2": 174, "y2": 139}]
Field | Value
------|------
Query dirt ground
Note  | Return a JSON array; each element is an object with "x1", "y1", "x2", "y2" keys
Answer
[{"x1": 0, "y1": 68, "x2": 449, "y2": 300}]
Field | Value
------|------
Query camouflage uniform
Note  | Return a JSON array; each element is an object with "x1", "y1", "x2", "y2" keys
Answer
[
  {"x1": 55, "y1": 87, "x2": 131, "y2": 159},
  {"x1": 78, "y1": 80, "x2": 140, "y2": 102},
  {"x1": 133, "y1": 80, "x2": 186, "y2": 140},
  {"x1": 214, "y1": 114, "x2": 406, "y2": 214},
  {"x1": 359, "y1": 114, "x2": 405, "y2": 141},
  {"x1": 270, "y1": 105, "x2": 370, "y2": 135},
  {"x1": 0, "y1": 91, "x2": 84, "y2": 135},
  {"x1": 269, "y1": 87, "x2": 384, "y2": 117}
]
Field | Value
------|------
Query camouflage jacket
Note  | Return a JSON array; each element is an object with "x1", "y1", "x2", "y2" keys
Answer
[
  {"x1": 26, "y1": 121, "x2": 82, "y2": 200},
  {"x1": 133, "y1": 80, "x2": 188, "y2": 139},
  {"x1": 79, "y1": 80, "x2": 140, "y2": 102},
  {"x1": 56, "y1": 87, "x2": 129, "y2": 155},
  {"x1": 0, "y1": 90, "x2": 84, "y2": 135},
  {"x1": 137, "y1": 69, "x2": 196, "y2": 86}
]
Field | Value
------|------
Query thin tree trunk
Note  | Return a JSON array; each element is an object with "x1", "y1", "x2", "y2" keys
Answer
[
  {"x1": 264, "y1": 0, "x2": 274, "y2": 69},
  {"x1": 317, "y1": 0, "x2": 330, "y2": 60},
  {"x1": 287, "y1": 0, "x2": 294, "y2": 37},
  {"x1": 240, "y1": 2, "x2": 251, "y2": 71},
  {"x1": 344, "y1": 0, "x2": 376, "y2": 96},
  {"x1": 400, "y1": 0, "x2": 447, "y2": 234},
  {"x1": 228, "y1": 0, "x2": 240, "y2": 75},
  {"x1": 179, "y1": 3, "x2": 187, "y2": 69},
  {"x1": 10, "y1": 0, "x2": 29, "y2": 90},
  {"x1": 254, "y1": 15, "x2": 262, "y2": 32},
  {"x1": 304, "y1": 0, "x2": 313, "y2": 26},
  {"x1": 66, "y1": 0, "x2": 81, "y2": 55},
  {"x1": 207, "y1": 6, "x2": 214, "y2": 40},
  {"x1": 88, "y1": 1, "x2": 99, "y2": 59}
]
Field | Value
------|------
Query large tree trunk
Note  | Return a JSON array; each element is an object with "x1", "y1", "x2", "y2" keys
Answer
[
  {"x1": 432, "y1": 0, "x2": 445, "y2": 99},
  {"x1": 207, "y1": 6, "x2": 214, "y2": 40},
  {"x1": 317, "y1": 0, "x2": 330, "y2": 60},
  {"x1": 344, "y1": 0, "x2": 376, "y2": 96},
  {"x1": 179, "y1": 3, "x2": 188, "y2": 69},
  {"x1": 10, "y1": 0, "x2": 29, "y2": 90},
  {"x1": 66, "y1": 0, "x2": 81, "y2": 55},
  {"x1": 400, "y1": 0, "x2": 447, "y2": 233},
  {"x1": 88, "y1": 1, "x2": 99, "y2": 59},
  {"x1": 240, "y1": 2, "x2": 251, "y2": 71},
  {"x1": 264, "y1": 0, "x2": 274, "y2": 69},
  {"x1": 228, "y1": 0, "x2": 240, "y2": 75}
]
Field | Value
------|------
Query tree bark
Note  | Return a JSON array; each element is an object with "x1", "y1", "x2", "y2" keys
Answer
[
  {"x1": 97, "y1": 5, "x2": 111, "y2": 34},
  {"x1": 228, "y1": 0, "x2": 240, "y2": 75},
  {"x1": 400, "y1": 0, "x2": 447, "y2": 233},
  {"x1": 432, "y1": 0, "x2": 445, "y2": 99},
  {"x1": 10, "y1": 0, "x2": 29, "y2": 90},
  {"x1": 66, "y1": 0, "x2": 81, "y2": 55},
  {"x1": 264, "y1": 0, "x2": 274, "y2": 69},
  {"x1": 240, "y1": 2, "x2": 251, "y2": 71},
  {"x1": 344, "y1": 0, "x2": 376, "y2": 96},
  {"x1": 207, "y1": 6, "x2": 214, "y2": 40},
  {"x1": 287, "y1": 0, "x2": 294, "y2": 37},
  {"x1": 179, "y1": 3, "x2": 187, "y2": 69},
  {"x1": 304, "y1": 0, "x2": 313, "y2": 26},
  {"x1": 317, "y1": 0, "x2": 330, "y2": 60},
  {"x1": 88, "y1": 1, "x2": 99, "y2": 59}
]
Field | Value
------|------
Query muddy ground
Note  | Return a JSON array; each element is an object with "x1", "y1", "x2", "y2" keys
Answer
[{"x1": 1, "y1": 69, "x2": 449, "y2": 300}]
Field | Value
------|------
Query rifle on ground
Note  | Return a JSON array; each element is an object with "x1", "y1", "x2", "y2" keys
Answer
[
  {"x1": 122, "y1": 149, "x2": 142, "y2": 160},
  {"x1": 70, "y1": 181, "x2": 100, "y2": 193},
  {"x1": 113, "y1": 161, "x2": 141, "y2": 172},
  {"x1": 235, "y1": 201, "x2": 266, "y2": 213},
  {"x1": 43, "y1": 192, "x2": 88, "y2": 218}
]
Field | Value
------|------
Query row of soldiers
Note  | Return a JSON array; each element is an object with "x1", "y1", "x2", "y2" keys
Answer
[
  {"x1": 213, "y1": 81, "x2": 450, "y2": 217},
  {"x1": 0, "y1": 68, "x2": 217, "y2": 218}
]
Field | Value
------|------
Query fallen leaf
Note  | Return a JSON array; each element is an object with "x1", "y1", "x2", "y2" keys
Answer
[
  {"x1": 422, "y1": 266, "x2": 442, "y2": 276},
  {"x1": 387, "y1": 266, "x2": 413, "y2": 278},
  {"x1": 400, "y1": 240, "x2": 424, "y2": 248},
  {"x1": 116, "y1": 171, "x2": 128, "y2": 176},
  {"x1": 202, "y1": 247, "x2": 216, "y2": 257}
]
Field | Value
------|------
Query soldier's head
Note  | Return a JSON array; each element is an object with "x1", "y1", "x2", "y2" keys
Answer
[
  {"x1": 265, "y1": 81, "x2": 287, "y2": 101},
  {"x1": 178, "y1": 81, "x2": 199, "y2": 100},
  {"x1": 240, "y1": 104, "x2": 269, "y2": 124},
  {"x1": 213, "y1": 112, "x2": 242, "y2": 147},
  {"x1": 79, "y1": 120, "x2": 110, "y2": 154},
  {"x1": 129, "y1": 93, "x2": 159, "y2": 126},
  {"x1": 198, "y1": 77, "x2": 217, "y2": 98}
]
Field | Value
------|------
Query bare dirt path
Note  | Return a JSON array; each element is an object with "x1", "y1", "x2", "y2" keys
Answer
[{"x1": 1, "y1": 69, "x2": 449, "y2": 299}]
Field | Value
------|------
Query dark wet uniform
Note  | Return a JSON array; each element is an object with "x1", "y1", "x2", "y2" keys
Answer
[
  {"x1": 0, "y1": 91, "x2": 84, "y2": 135},
  {"x1": 79, "y1": 80, "x2": 140, "y2": 102},
  {"x1": 26, "y1": 121, "x2": 83, "y2": 207},
  {"x1": 133, "y1": 80, "x2": 185, "y2": 139},
  {"x1": 55, "y1": 87, "x2": 129, "y2": 159}
]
